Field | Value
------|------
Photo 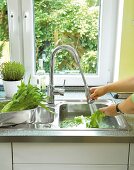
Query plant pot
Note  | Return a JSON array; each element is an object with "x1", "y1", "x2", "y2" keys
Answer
[{"x1": 3, "y1": 80, "x2": 21, "y2": 98}]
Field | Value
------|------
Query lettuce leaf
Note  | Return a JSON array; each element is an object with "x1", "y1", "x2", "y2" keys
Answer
[
  {"x1": 86, "y1": 110, "x2": 105, "y2": 128},
  {"x1": 1, "y1": 78, "x2": 49, "y2": 113},
  {"x1": 60, "y1": 110, "x2": 105, "y2": 128}
]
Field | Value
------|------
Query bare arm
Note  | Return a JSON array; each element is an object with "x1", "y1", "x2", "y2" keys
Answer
[
  {"x1": 99, "y1": 94, "x2": 134, "y2": 116},
  {"x1": 118, "y1": 95, "x2": 134, "y2": 114},
  {"x1": 89, "y1": 76, "x2": 134, "y2": 116},
  {"x1": 105, "y1": 76, "x2": 134, "y2": 93},
  {"x1": 89, "y1": 76, "x2": 134, "y2": 100}
]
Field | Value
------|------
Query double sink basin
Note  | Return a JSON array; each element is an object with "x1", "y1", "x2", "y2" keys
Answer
[
  {"x1": 35, "y1": 99, "x2": 130, "y2": 131},
  {"x1": 0, "y1": 99, "x2": 130, "y2": 131}
]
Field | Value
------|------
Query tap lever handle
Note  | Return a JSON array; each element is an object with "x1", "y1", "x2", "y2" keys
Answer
[
  {"x1": 53, "y1": 80, "x2": 65, "y2": 96},
  {"x1": 53, "y1": 88, "x2": 65, "y2": 96},
  {"x1": 63, "y1": 79, "x2": 66, "y2": 89}
]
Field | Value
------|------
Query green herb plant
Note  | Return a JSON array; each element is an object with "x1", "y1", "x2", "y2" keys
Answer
[
  {"x1": 1, "y1": 61, "x2": 25, "y2": 81},
  {"x1": 1, "y1": 78, "x2": 49, "y2": 113}
]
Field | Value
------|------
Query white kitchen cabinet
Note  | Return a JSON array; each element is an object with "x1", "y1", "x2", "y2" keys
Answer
[
  {"x1": 13, "y1": 164, "x2": 127, "y2": 170},
  {"x1": 0, "y1": 143, "x2": 12, "y2": 170},
  {"x1": 13, "y1": 143, "x2": 129, "y2": 170},
  {"x1": 129, "y1": 143, "x2": 134, "y2": 170},
  {"x1": 129, "y1": 143, "x2": 134, "y2": 165},
  {"x1": 129, "y1": 165, "x2": 134, "y2": 170}
]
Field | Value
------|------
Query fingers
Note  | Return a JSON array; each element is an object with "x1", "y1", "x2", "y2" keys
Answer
[
  {"x1": 99, "y1": 107, "x2": 107, "y2": 114},
  {"x1": 89, "y1": 87, "x2": 99, "y2": 100},
  {"x1": 90, "y1": 93, "x2": 98, "y2": 100},
  {"x1": 90, "y1": 87, "x2": 96, "y2": 93},
  {"x1": 99, "y1": 104, "x2": 118, "y2": 116},
  {"x1": 89, "y1": 86, "x2": 107, "y2": 101}
]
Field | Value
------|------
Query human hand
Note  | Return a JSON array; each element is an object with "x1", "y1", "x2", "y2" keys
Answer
[
  {"x1": 89, "y1": 86, "x2": 107, "y2": 100},
  {"x1": 99, "y1": 104, "x2": 118, "y2": 116}
]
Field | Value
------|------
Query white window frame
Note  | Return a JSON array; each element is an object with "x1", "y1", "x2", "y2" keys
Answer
[
  {"x1": 7, "y1": 0, "x2": 23, "y2": 62},
  {"x1": 7, "y1": 0, "x2": 35, "y2": 83},
  {"x1": 7, "y1": 0, "x2": 124, "y2": 86}
]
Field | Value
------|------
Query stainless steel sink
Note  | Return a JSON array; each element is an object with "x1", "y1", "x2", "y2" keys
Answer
[
  {"x1": 0, "y1": 99, "x2": 130, "y2": 131},
  {"x1": 57, "y1": 99, "x2": 130, "y2": 130},
  {"x1": 0, "y1": 101, "x2": 55, "y2": 128},
  {"x1": 35, "y1": 105, "x2": 55, "y2": 124}
]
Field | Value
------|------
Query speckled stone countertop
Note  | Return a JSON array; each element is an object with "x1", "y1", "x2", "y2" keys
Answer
[{"x1": 0, "y1": 90, "x2": 133, "y2": 143}]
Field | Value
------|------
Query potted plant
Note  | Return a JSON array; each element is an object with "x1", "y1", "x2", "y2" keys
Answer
[{"x1": 0, "y1": 61, "x2": 25, "y2": 98}]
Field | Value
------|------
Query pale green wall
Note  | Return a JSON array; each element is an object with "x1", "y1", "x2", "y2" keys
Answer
[{"x1": 119, "y1": 0, "x2": 134, "y2": 79}]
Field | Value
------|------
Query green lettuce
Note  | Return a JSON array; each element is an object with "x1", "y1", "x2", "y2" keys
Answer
[
  {"x1": 60, "y1": 110, "x2": 105, "y2": 128},
  {"x1": 1, "y1": 78, "x2": 49, "y2": 113},
  {"x1": 86, "y1": 110, "x2": 105, "y2": 128}
]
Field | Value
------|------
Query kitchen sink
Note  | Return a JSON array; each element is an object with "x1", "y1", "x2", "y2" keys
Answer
[
  {"x1": 0, "y1": 101, "x2": 55, "y2": 128},
  {"x1": 0, "y1": 99, "x2": 130, "y2": 131},
  {"x1": 57, "y1": 99, "x2": 130, "y2": 130},
  {"x1": 35, "y1": 105, "x2": 54, "y2": 124}
]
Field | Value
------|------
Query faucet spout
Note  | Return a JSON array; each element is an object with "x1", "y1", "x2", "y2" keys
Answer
[{"x1": 47, "y1": 45, "x2": 90, "y2": 104}]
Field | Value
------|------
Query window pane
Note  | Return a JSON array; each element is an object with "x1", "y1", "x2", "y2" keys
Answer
[
  {"x1": 34, "y1": 0, "x2": 100, "y2": 74},
  {"x1": 0, "y1": 0, "x2": 10, "y2": 64}
]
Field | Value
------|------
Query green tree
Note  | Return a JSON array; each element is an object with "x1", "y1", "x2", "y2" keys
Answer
[
  {"x1": 0, "y1": 0, "x2": 8, "y2": 58},
  {"x1": 34, "y1": 0, "x2": 99, "y2": 73},
  {"x1": 0, "y1": 0, "x2": 100, "y2": 73}
]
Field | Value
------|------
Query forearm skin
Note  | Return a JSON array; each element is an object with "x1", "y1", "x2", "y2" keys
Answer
[
  {"x1": 118, "y1": 94, "x2": 134, "y2": 114},
  {"x1": 105, "y1": 77, "x2": 134, "y2": 93}
]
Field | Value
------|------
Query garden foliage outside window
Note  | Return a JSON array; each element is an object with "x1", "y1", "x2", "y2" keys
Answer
[
  {"x1": 0, "y1": 0, "x2": 121, "y2": 86},
  {"x1": 0, "y1": 0, "x2": 10, "y2": 65},
  {"x1": 35, "y1": 0, "x2": 100, "y2": 75}
]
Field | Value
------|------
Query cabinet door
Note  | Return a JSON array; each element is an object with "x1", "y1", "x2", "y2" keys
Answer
[
  {"x1": 130, "y1": 144, "x2": 134, "y2": 165},
  {"x1": 129, "y1": 165, "x2": 134, "y2": 170},
  {"x1": 13, "y1": 164, "x2": 127, "y2": 170},
  {"x1": 0, "y1": 143, "x2": 12, "y2": 170},
  {"x1": 13, "y1": 143, "x2": 129, "y2": 164}
]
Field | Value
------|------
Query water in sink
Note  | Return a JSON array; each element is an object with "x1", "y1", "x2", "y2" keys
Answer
[{"x1": 58, "y1": 100, "x2": 130, "y2": 130}]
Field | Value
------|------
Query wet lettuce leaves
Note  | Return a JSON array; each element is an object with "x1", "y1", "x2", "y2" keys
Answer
[
  {"x1": 60, "y1": 110, "x2": 105, "y2": 128},
  {"x1": 87, "y1": 110, "x2": 105, "y2": 128}
]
